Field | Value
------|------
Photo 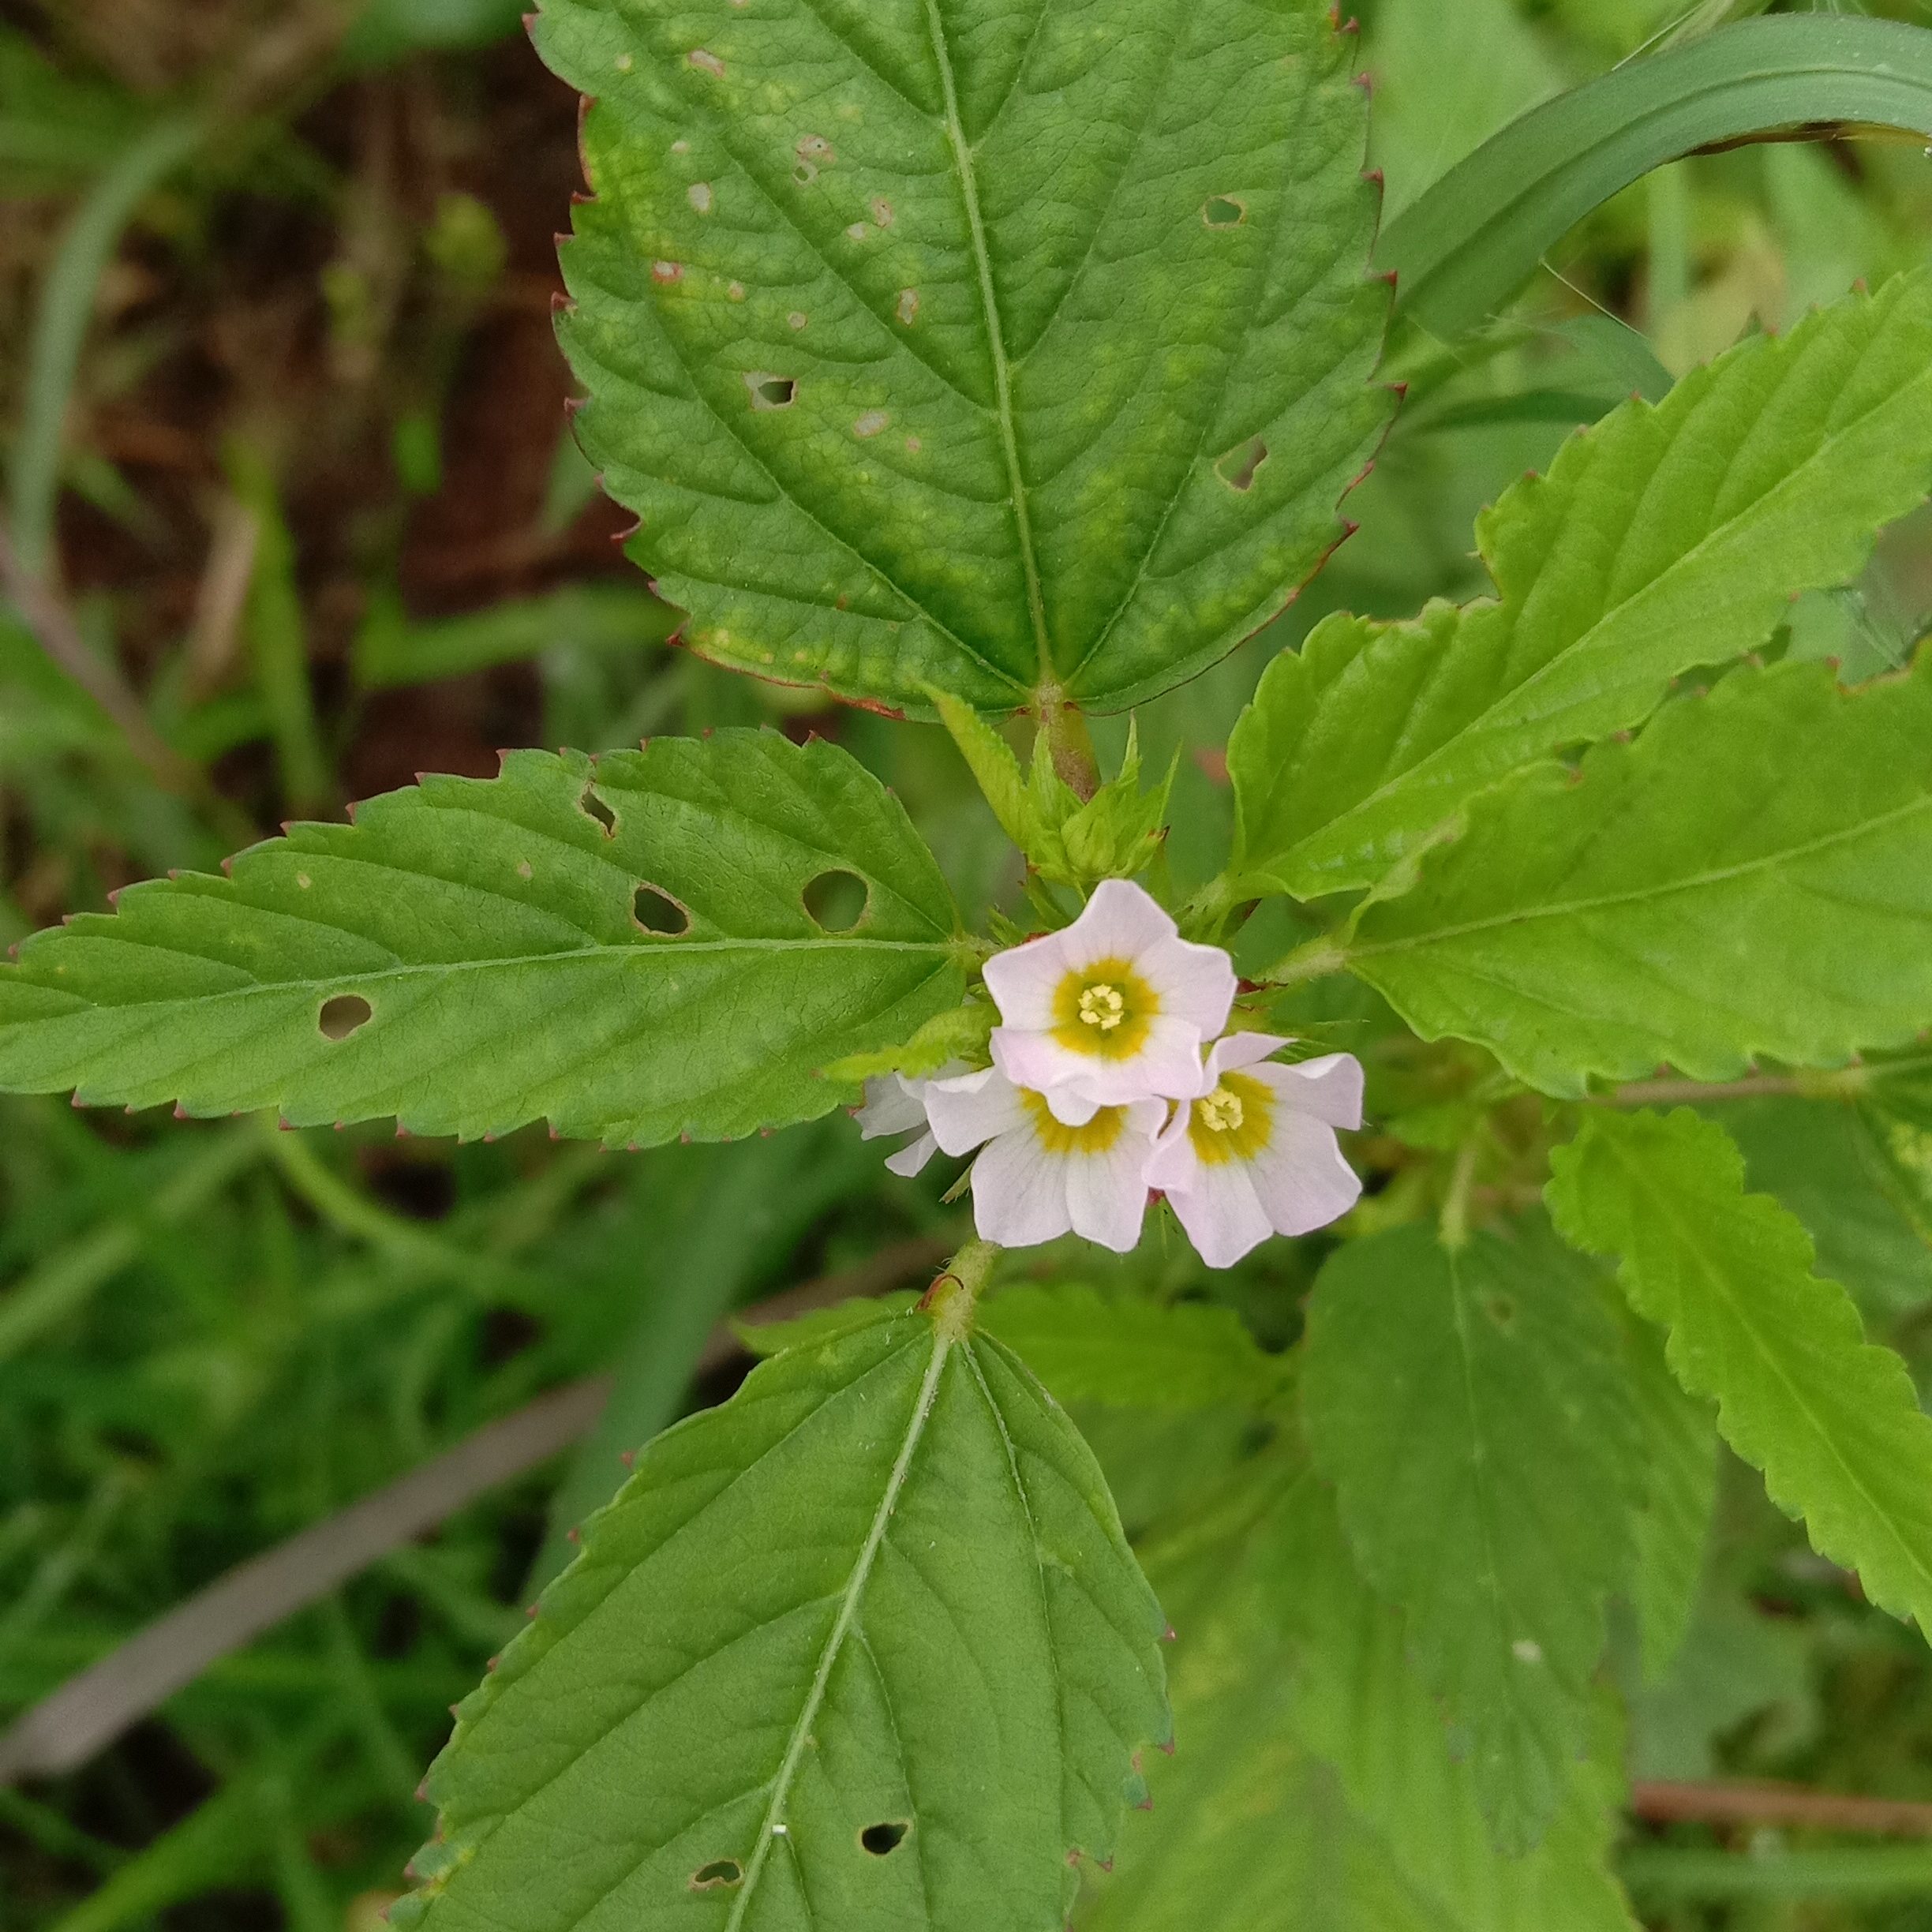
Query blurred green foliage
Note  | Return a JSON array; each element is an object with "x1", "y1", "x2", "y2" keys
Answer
[{"x1": 3, "y1": 1, "x2": 1932, "y2": 1927}]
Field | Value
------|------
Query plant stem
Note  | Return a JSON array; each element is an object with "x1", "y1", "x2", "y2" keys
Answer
[
  {"x1": 919, "y1": 1238, "x2": 1001, "y2": 1339},
  {"x1": 1034, "y1": 687, "x2": 1099, "y2": 800},
  {"x1": 1603, "y1": 1067, "x2": 1873, "y2": 1108}
]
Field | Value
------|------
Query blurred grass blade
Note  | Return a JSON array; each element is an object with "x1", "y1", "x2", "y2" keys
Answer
[
  {"x1": 1622, "y1": 1844, "x2": 1932, "y2": 1903},
  {"x1": 0, "y1": 1121, "x2": 259, "y2": 1361},
  {"x1": 1380, "y1": 17, "x2": 1932, "y2": 341},
  {"x1": 8, "y1": 116, "x2": 200, "y2": 574}
]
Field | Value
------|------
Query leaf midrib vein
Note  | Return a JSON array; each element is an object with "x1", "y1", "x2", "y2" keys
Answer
[
  {"x1": 921, "y1": 0, "x2": 1052, "y2": 687},
  {"x1": 724, "y1": 1324, "x2": 955, "y2": 1932},
  {"x1": 1351, "y1": 791, "x2": 1932, "y2": 964},
  {"x1": 15, "y1": 936, "x2": 955, "y2": 1011}
]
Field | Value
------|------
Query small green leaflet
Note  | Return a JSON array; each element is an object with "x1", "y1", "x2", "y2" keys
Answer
[
  {"x1": 1226, "y1": 271, "x2": 1932, "y2": 900},
  {"x1": 1079, "y1": 1445, "x2": 1636, "y2": 1931},
  {"x1": 1301, "y1": 1217, "x2": 1640, "y2": 1852},
  {"x1": 1347, "y1": 657, "x2": 1932, "y2": 1097},
  {"x1": 1549, "y1": 1109, "x2": 1932, "y2": 1640},
  {"x1": 538, "y1": 0, "x2": 1391, "y2": 717},
  {"x1": 397, "y1": 1305, "x2": 1168, "y2": 1932},
  {"x1": 0, "y1": 732, "x2": 964, "y2": 1145},
  {"x1": 747, "y1": 1285, "x2": 1280, "y2": 1413}
]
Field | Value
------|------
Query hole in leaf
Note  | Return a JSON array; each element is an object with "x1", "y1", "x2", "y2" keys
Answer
[
  {"x1": 578, "y1": 784, "x2": 616, "y2": 835},
  {"x1": 1214, "y1": 437, "x2": 1268, "y2": 492},
  {"x1": 318, "y1": 994, "x2": 373, "y2": 1042},
  {"x1": 860, "y1": 1822, "x2": 909, "y2": 1857},
  {"x1": 690, "y1": 1859, "x2": 743, "y2": 1890},
  {"x1": 634, "y1": 884, "x2": 690, "y2": 935},
  {"x1": 803, "y1": 870, "x2": 868, "y2": 932},
  {"x1": 1203, "y1": 195, "x2": 1247, "y2": 227},
  {"x1": 747, "y1": 373, "x2": 796, "y2": 410},
  {"x1": 793, "y1": 162, "x2": 818, "y2": 185}
]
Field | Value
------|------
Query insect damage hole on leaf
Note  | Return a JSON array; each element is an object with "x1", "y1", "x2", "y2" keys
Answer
[
  {"x1": 577, "y1": 784, "x2": 616, "y2": 834},
  {"x1": 1202, "y1": 195, "x2": 1247, "y2": 227},
  {"x1": 803, "y1": 869, "x2": 869, "y2": 932},
  {"x1": 689, "y1": 1859, "x2": 743, "y2": 1890},
  {"x1": 859, "y1": 1821, "x2": 910, "y2": 1856},
  {"x1": 318, "y1": 994, "x2": 373, "y2": 1042},
  {"x1": 1214, "y1": 437, "x2": 1269, "y2": 492},
  {"x1": 747, "y1": 373, "x2": 796, "y2": 410},
  {"x1": 633, "y1": 885, "x2": 690, "y2": 935}
]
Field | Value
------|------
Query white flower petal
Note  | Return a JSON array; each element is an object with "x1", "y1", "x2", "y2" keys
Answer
[
  {"x1": 925, "y1": 1066, "x2": 1025, "y2": 1155},
  {"x1": 1248, "y1": 1111, "x2": 1364, "y2": 1237},
  {"x1": 1267, "y1": 1052, "x2": 1365, "y2": 1131},
  {"x1": 1144, "y1": 1102, "x2": 1202, "y2": 1193},
  {"x1": 1064, "y1": 1147, "x2": 1151, "y2": 1252},
  {"x1": 1059, "y1": 876, "x2": 1178, "y2": 968},
  {"x1": 1134, "y1": 934, "x2": 1237, "y2": 1039},
  {"x1": 1204, "y1": 1032, "x2": 1291, "y2": 1078},
  {"x1": 980, "y1": 929, "x2": 1069, "y2": 1029},
  {"x1": 969, "y1": 1127, "x2": 1073, "y2": 1247},
  {"x1": 1043, "y1": 1084, "x2": 1101, "y2": 1127},
  {"x1": 883, "y1": 1130, "x2": 938, "y2": 1178},
  {"x1": 1166, "y1": 1159, "x2": 1275, "y2": 1270},
  {"x1": 856, "y1": 1075, "x2": 928, "y2": 1140}
]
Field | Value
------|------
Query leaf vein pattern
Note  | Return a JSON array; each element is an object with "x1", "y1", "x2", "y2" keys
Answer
[
  {"x1": 923, "y1": 0, "x2": 1051, "y2": 682},
  {"x1": 724, "y1": 1328, "x2": 955, "y2": 1930},
  {"x1": 1608, "y1": 1136, "x2": 1932, "y2": 1602}
]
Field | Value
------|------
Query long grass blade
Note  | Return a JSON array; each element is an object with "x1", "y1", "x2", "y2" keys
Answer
[{"x1": 1381, "y1": 17, "x2": 1932, "y2": 341}]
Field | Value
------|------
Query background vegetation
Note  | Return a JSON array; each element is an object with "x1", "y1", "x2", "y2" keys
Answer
[{"x1": 3, "y1": 0, "x2": 1932, "y2": 1926}]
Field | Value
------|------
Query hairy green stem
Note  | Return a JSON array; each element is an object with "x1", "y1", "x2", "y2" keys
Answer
[{"x1": 920, "y1": 1239, "x2": 1001, "y2": 1339}]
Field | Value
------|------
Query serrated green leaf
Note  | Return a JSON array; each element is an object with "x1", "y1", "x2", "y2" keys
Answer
[
  {"x1": 397, "y1": 1307, "x2": 1169, "y2": 1932},
  {"x1": 1717, "y1": 1096, "x2": 1932, "y2": 1320},
  {"x1": 1301, "y1": 1216, "x2": 1640, "y2": 1851},
  {"x1": 1621, "y1": 1313, "x2": 1717, "y2": 1683},
  {"x1": 537, "y1": 0, "x2": 1391, "y2": 717},
  {"x1": 0, "y1": 732, "x2": 964, "y2": 1145},
  {"x1": 978, "y1": 1284, "x2": 1279, "y2": 1412},
  {"x1": 1080, "y1": 1443, "x2": 1636, "y2": 1932},
  {"x1": 927, "y1": 687, "x2": 1031, "y2": 848},
  {"x1": 1346, "y1": 657, "x2": 1932, "y2": 1098},
  {"x1": 736, "y1": 1293, "x2": 919, "y2": 1358},
  {"x1": 1227, "y1": 273, "x2": 1932, "y2": 901},
  {"x1": 1548, "y1": 1108, "x2": 1932, "y2": 1638}
]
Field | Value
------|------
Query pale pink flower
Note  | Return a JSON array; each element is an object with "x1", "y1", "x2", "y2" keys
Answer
[
  {"x1": 983, "y1": 878, "x2": 1236, "y2": 1118},
  {"x1": 1146, "y1": 1033, "x2": 1364, "y2": 1269},
  {"x1": 853, "y1": 1067, "x2": 960, "y2": 1178},
  {"x1": 924, "y1": 1065, "x2": 1164, "y2": 1253}
]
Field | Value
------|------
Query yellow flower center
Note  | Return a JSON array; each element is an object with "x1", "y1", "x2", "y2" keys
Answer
[
  {"x1": 1020, "y1": 1088, "x2": 1130, "y2": 1158},
  {"x1": 1187, "y1": 1072, "x2": 1273, "y2": 1166},
  {"x1": 1051, "y1": 957, "x2": 1157, "y2": 1060}
]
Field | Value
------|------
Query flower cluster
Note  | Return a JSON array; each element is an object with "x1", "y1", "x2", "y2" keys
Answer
[{"x1": 856, "y1": 880, "x2": 1364, "y2": 1267}]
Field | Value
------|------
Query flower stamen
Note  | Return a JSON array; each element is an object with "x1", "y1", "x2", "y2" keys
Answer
[
  {"x1": 1077, "y1": 983, "x2": 1126, "y2": 1032},
  {"x1": 1197, "y1": 1088, "x2": 1244, "y2": 1133}
]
